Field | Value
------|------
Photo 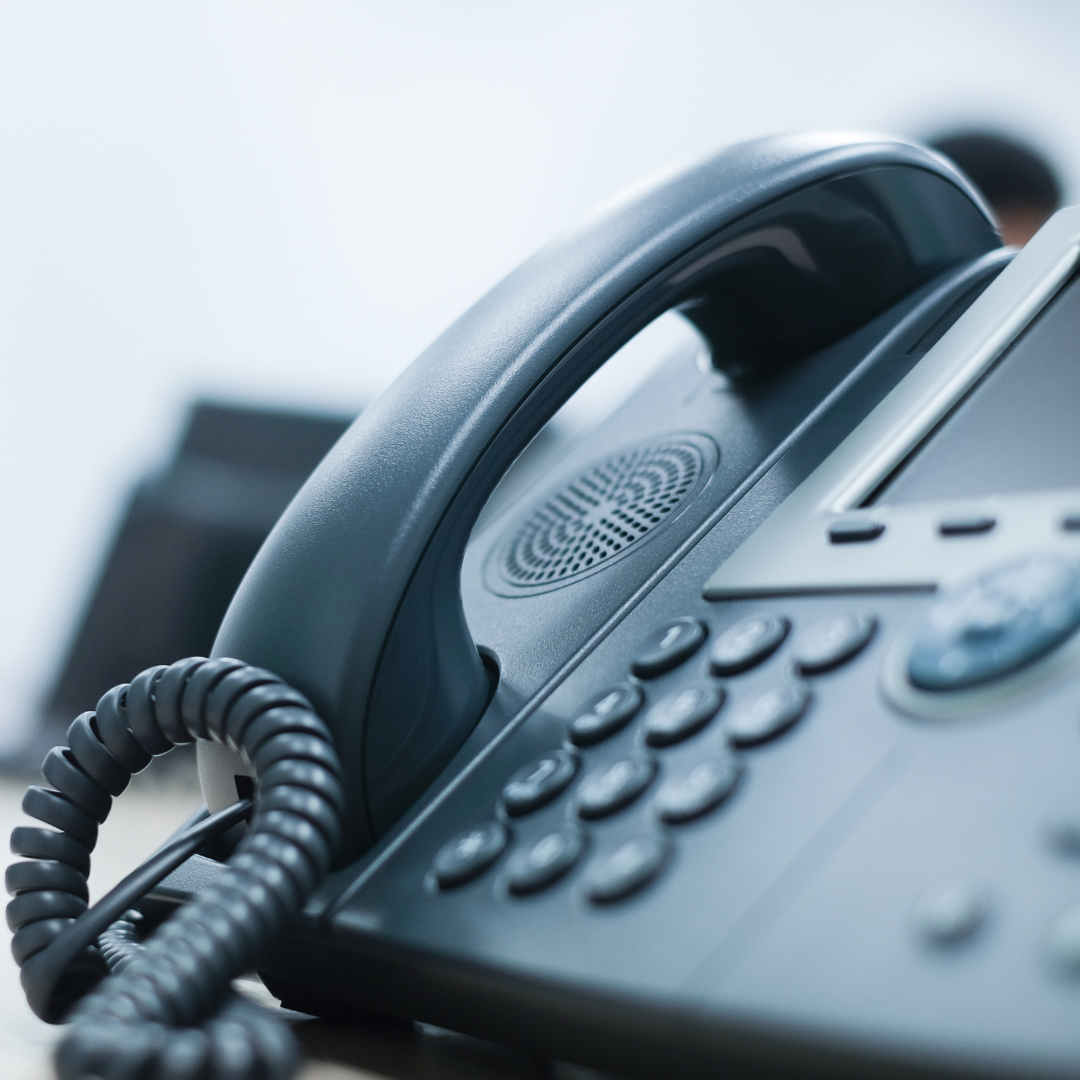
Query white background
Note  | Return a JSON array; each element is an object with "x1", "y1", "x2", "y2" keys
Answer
[{"x1": 1, "y1": 1, "x2": 1077, "y2": 746}]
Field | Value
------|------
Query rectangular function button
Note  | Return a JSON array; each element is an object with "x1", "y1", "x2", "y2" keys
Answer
[
  {"x1": 938, "y1": 514, "x2": 996, "y2": 536},
  {"x1": 828, "y1": 519, "x2": 885, "y2": 544}
]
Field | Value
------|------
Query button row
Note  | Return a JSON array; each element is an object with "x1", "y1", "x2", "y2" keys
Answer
[
  {"x1": 630, "y1": 611, "x2": 876, "y2": 686},
  {"x1": 432, "y1": 818, "x2": 673, "y2": 902},
  {"x1": 827, "y1": 515, "x2": 1001, "y2": 543}
]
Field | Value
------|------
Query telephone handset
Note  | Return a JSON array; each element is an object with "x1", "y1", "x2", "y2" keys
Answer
[{"x1": 21, "y1": 131, "x2": 1080, "y2": 1079}]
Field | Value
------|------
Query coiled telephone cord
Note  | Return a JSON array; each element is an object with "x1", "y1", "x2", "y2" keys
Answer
[{"x1": 5, "y1": 657, "x2": 344, "y2": 1080}]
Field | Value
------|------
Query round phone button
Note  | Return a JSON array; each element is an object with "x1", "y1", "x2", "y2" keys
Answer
[
  {"x1": 907, "y1": 556, "x2": 1080, "y2": 691},
  {"x1": 568, "y1": 683, "x2": 643, "y2": 747},
  {"x1": 507, "y1": 828, "x2": 585, "y2": 895},
  {"x1": 642, "y1": 683, "x2": 724, "y2": 747},
  {"x1": 793, "y1": 614, "x2": 876, "y2": 675},
  {"x1": 708, "y1": 614, "x2": 790, "y2": 675},
  {"x1": 432, "y1": 822, "x2": 508, "y2": 888},
  {"x1": 587, "y1": 833, "x2": 670, "y2": 903},
  {"x1": 501, "y1": 750, "x2": 578, "y2": 816},
  {"x1": 913, "y1": 884, "x2": 988, "y2": 946},
  {"x1": 576, "y1": 756, "x2": 657, "y2": 820},
  {"x1": 724, "y1": 682, "x2": 811, "y2": 748},
  {"x1": 654, "y1": 752, "x2": 743, "y2": 823},
  {"x1": 631, "y1": 617, "x2": 707, "y2": 678}
]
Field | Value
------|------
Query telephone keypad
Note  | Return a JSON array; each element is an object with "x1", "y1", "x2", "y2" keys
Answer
[
  {"x1": 576, "y1": 756, "x2": 657, "y2": 820},
  {"x1": 507, "y1": 827, "x2": 586, "y2": 896},
  {"x1": 642, "y1": 683, "x2": 724, "y2": 747},
  {"x1": 568, "y1": 683, "x2": 643, "y2": 747},
  {"x1": 723, "y1": 682, "x2": 811, "y2": 748},
  {"x1": 432, "y1": 822, "x2": 508, "y2": 889},
  {"x1": 708, "y1": 614, "x2": 790, "y2": 675},
  {"x1": 501, "y1": 750, "x2": 578, "y2": 816},
  {"x1": 653, "y1": 753, "x2": 743, "y2": 824},
  {"x1": 587, "y1": 832, "x2": 670, "y2": 904},
  {"x1": 631, "y1": 616, "x2": 707, "y2": 678},
  {"x1": 793, "y1": 613, "x2": 877, "y2": 674}
]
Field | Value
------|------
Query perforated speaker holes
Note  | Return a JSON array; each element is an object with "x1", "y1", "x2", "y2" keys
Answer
[{"x1": 488, "y1": 436, "x2": 715, "y2": 596}]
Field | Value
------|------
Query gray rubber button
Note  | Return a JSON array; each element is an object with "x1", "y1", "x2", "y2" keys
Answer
[
  {"x1": 794, "y1": 614, "x2": 877, "y2": 675},
  {"x1": 507, "y1": 828, "x2": 585, "y2": 895},
  {"x1": 708, "y1": 614, "x2": 790, "y2": 675},
  {"x1": 912, "y1": 884, "x2": 987, "y2": 945},
  {"x1": 653, "y1": 752, "x2": 743, "y2": 823},
  {"x1": 433, "y1": 822, "x2": 508, "y2": 888},
  {"x1": 642, "y1": 683, "x2": 723, "y2": 747},
  {"x1": 587, "y1": 833, "x2": 669, "y2": 903},
  {"x1": 724, "y1": 683, "x2": 811, "y2": 747}
]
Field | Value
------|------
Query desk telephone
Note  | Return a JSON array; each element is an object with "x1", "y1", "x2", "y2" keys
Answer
[{"x1": 12, "y1": 132, "x2": 1080, "y2": 1079}]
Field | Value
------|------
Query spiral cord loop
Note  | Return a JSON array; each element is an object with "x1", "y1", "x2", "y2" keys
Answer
[{"x1": 6, "y1": 657, "x2": 344, "y2": 1080}]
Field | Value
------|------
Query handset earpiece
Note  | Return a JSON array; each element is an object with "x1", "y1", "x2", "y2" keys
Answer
[{"x1": 206, "y1": 133, "x2": 998, "y2": 863}]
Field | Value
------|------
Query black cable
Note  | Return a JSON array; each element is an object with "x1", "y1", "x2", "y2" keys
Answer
[{"x1": 6, "y1": 657, "x2": 344, "y2": 1080}]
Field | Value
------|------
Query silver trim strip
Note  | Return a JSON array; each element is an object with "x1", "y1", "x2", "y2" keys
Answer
[{"x1": 704, "y1": 206, "x2": 1080, "y2": 599}]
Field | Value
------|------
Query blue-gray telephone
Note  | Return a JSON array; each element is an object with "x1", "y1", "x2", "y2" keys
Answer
[{"x1": 14, "y1": 132, "x2": 1080, "y2": 1080}]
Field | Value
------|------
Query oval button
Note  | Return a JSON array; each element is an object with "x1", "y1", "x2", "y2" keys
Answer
[
  {"x1": 501, "y1": 750, "x2": 578, "y2": 817},
  {"x1": 507, "y1": 828, "x2": 585, "y2": 895},
  {"x1": 576, "y1": 756, "x2": 657, "y2": 820},
  {"x1": 432, "y1": 822, "x2": 508, "y2": 888},
  {"x1": 631, "y1": 617, "x2": 707, "y2": 678},
  {"x1": 642, "y1": 683, "x2": 723, "y2": 747},
  {"x1": 653, "y1": 752, "x2": 743, "y2": 823},
  {"x1": 709, "y1": 614, "x2": 790, "y2": 675},
  {"x1": 568, "y1": 683, "x2": 643, "y2": 747}
]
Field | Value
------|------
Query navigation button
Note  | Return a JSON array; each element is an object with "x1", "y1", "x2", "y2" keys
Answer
[
  {"x1": 907, "y1": 556, "x2": 1080, "y2": 691},
  {"x1": 724, "y1": 682, "x2": 811, "y2": 747}
]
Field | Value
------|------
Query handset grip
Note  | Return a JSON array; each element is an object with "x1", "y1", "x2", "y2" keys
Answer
[{"x1": 211, "y1": 133, "x2": 997, "y2": 859}]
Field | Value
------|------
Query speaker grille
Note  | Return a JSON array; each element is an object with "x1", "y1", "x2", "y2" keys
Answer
[{"x1": 495, "y1": 439, "x2": 705, "y2": 591}]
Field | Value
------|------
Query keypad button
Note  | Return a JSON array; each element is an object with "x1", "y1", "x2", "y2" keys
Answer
[
  {"x1": 828, "y1": 518, "x2": 885, "y2": 543},
  {"x1": 709, "y1": 614, "x2": 790, "y2": 675},
  {"x1": 501, "y1": 750, "x2": 578, "y2": 817},
  {"x1": 631, "y1": 617, "x2": 707, "y2": 678},
  {"x1": 793, "y1": 614, "x2": 876, "y2": 675},
  {"x1": 642, "y1": 683, "x2": 724, "y2": 747},
  {"x1": 577, "y1": 756, "x2": 657, "y2": 820},
  {"x1": 907, "y1": 556, "x2": 1080, "y2": 691},
  {"x1": 432, "y1": 822, "x2": 508, "y2": 888},
  {"x1": 724, "y1": 682, "x2": 811, "y2": 747},
  {"x1": 654, "y1": 752, "x2": 743, "y2": 823},
  {"x1": 568, "y1": 683, "x2": 643, "y2": 747},
  {"x1": 587, "y1": 833, "x2": 670, "y2": 903},
  {"x1": 507, "y1": 828, "x2": 585, "y2": 895},
  {"x1": 912, "y1": 884, "x2": 987, "y2": 945}
]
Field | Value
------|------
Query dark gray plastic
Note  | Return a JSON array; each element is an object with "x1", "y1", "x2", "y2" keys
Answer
[{"x1": 211, "y1": 134, "x2": 997, "y2": 859}]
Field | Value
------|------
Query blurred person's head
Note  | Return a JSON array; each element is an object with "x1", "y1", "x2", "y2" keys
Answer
[{"x1": 929, "y1": 130, "x2": 1063, "y2": 246}]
